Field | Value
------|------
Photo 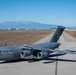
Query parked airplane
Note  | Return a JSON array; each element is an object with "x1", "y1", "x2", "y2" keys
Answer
[{"x1": 0, "y1": 26, "x2": 76, "y2": 61}]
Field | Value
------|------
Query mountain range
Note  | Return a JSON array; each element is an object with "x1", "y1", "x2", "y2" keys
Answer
[{"x1": 0, "y1": 21, "x2": 57, "y2": 29}]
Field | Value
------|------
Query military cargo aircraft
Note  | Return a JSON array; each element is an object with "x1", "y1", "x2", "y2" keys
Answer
[{"x1": 0, "y1": 26, "x2": 76, "y2": 61}]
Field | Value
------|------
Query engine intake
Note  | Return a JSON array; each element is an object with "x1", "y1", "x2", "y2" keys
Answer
[
  {"x1": 20, "y1": 50, "x2": 32, "y2": 57},
  {"x1": 37, "y1": 52, "x2": 49, "y2": 59}
]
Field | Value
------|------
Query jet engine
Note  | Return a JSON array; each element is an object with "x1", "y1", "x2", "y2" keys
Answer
[
  {"x1": 20, "y1": 50, "x2": 32, "y2": 57},
  {"x1": 37, "y1": 52, "x2": 49, "y2": 59}
]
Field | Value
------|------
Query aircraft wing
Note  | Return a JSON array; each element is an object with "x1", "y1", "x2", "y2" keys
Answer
[
  {"x1": 20, "y1": 46, "x2": 76, "y2": 60},
  {"x1": 22, "y1": 46, "x2": 76, "y2": 54},
  {"x1": 32, "y1": 47, "x2": 76, "y2": 54},
  {"x1": 38, "y1": 49, "x2": 76, "y2": 54},
  {"x1": 48, "y1": 49, "x2": 76, "y2": 54}
]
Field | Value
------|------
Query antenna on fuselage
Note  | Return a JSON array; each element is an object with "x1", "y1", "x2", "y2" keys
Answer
[{"x1": 4, "y1": 42, "x2": 7, "y2": 46}]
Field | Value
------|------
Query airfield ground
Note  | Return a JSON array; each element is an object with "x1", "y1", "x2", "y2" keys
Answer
[
  {"x1": 0, "y1": 30, "x2": 53, "y2": 46},
  {"x1": 66, "y1": 30, "x2": 76, "y2": 38},
  {"x1": 0, "y1": 30, "x2": 76, "y2": 46},
  {"x1": 0, "y1": 30, "x2": 76, "y2": 75}
]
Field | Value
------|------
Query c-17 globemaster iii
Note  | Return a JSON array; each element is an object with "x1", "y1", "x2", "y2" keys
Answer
[{"x1": 0, "y1": 26, "x2": 76, "y2": 61}]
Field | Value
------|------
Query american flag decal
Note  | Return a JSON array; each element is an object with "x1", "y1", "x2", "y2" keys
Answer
[{"x1": 54, "y1": 36, "x2": 59, "y2": 38}]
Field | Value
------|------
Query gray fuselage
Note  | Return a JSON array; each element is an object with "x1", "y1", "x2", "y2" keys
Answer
[{"x1": 0, "y1": 42, "x2": 60, "y2": 61}]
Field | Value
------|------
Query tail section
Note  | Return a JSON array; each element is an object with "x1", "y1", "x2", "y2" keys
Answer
[{"x1": 50, "y1": 26, "x2": 65, "y2": 42}]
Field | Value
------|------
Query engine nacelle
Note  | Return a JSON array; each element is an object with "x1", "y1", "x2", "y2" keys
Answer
[
  {"x1": 20, "y1": 50, "x2": 32, "y2": 57},
  {"x1": 37, "y1": 52, "x2": 49, "y2": 59}
]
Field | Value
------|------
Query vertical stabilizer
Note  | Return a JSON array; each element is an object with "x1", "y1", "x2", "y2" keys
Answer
[{"x1": 50, "y1": 26, "x2": 65, "y2": 42}]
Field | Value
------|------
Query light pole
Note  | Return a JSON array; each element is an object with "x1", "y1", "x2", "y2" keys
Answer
[{"x1": 55, "y1": 47, "x2": 59, "y2": 75}]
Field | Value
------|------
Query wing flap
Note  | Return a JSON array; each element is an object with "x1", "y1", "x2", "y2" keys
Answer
[
  {"x1": 33, "y1": 47, "x2": 76, "y2": 54},
  {"x1": 48, "y1": 49, "x2": 76, "y2": 54}
]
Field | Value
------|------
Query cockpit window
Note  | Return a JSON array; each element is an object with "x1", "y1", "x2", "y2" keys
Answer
[{"x1": 0, "y1": 50, "x2": 1, "y2": 52}]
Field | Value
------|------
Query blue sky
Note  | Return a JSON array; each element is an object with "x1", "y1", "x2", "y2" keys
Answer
[{"x1": 0, "y1": 0, "x2": 76, "y2": 26}]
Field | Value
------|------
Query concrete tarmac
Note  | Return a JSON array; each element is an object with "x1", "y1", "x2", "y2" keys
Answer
[{"x1": 0, "y1": 32, "x2": 76, "y2": 75}]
